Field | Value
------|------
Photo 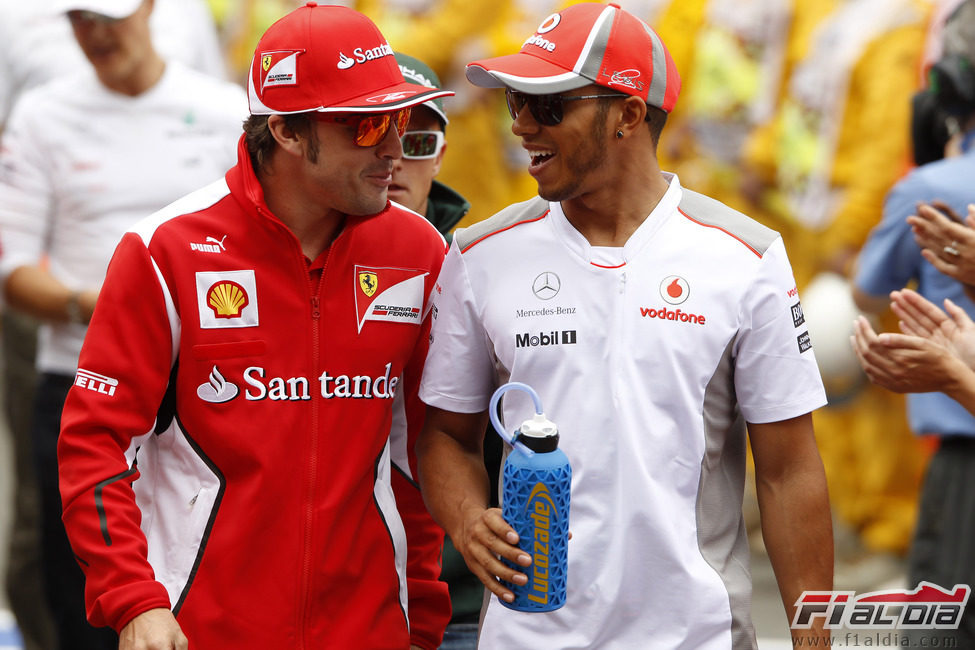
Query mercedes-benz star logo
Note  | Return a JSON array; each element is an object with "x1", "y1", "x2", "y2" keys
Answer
[{"x1": 532, "y1": 272, "x2": 561, "y2": 300}]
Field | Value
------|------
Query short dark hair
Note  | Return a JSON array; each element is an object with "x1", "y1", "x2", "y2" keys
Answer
[
  {"x1": 596, "y1": 94, "x2": 668, "y2": 147},
  {"x1": 646, "y1": 106, "x2": 668, "y2": 147},
  {"x1": 243, "y1": 113, "x2": 319, "y2": 172}
]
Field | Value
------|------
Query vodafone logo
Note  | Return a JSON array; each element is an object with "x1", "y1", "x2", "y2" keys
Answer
[
  {"x1": 640, "y1": 306, "x2": 706, "y2": 325},
  {"x1": 537, "y1": 13, "x2": 561, "y2": 33},
  {"x1": 659, "y1": 275, "x2": 689, "y2": 305}
]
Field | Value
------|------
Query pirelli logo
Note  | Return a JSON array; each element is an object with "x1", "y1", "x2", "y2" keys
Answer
[
  {"x1": 516, "y1": 330, "x2": 577, "y2": 348},
  {"x1": 75, "y1": 369, "x2": 119, "y2": 397}
]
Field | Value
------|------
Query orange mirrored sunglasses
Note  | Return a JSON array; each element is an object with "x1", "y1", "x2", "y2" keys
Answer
[{"x1": 313, "y1": 108, "x2": 411, "y2": 147}]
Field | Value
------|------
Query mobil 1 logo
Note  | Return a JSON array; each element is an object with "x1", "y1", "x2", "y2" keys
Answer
[{"x1": 516, "y1": 330, "x2": 577, "y2": 348}]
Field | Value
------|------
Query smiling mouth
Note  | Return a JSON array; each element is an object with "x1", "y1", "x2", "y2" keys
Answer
[{"x1": 528, "y1": 150, "x2": 555, "y2": 168}]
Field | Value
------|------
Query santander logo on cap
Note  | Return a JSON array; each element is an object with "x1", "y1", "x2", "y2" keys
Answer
[
  {"x1": 249, "y1": 2, "x2": 453, "y2": 116},
  {"x1": 335, "y1": 42, "x2": 395, "y2": 70}
]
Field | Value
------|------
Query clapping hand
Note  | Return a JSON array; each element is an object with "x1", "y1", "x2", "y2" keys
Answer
[
  {"x1": 852, "y1": 289, "x2": 975, "y2": 394},
  {"x1": 908, "y1": 202, "x2": 975, "y2": 296}
]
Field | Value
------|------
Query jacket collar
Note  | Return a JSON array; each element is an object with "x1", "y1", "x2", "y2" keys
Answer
[
  {"x1": 425, "y1": 179, "x2": 470, "y2": 237},
  {"x1": 226, "y1": 134, "x2": 276, "y2": 221}
]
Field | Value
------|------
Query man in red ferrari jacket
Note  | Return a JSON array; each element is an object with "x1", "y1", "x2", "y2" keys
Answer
[{"x1": 56, "y1": 3, "x2": 453, "y2": 648}]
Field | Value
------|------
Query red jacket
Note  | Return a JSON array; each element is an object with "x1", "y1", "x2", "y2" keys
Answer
[{"x1": 58, "y1": 137, "x2": 450, "y2": 649}]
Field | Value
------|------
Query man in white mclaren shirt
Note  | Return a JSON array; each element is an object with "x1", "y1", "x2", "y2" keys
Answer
[
  {"x1": 0, "y1": 0, "x2": 245, "y2": 646},
  {"x1": 416, "y1": 3, "x2": 835, "y2": 649}
]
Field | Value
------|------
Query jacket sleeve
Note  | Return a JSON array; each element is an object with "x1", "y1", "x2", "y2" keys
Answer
[
  {"x1": 389, "y1": 248, "x2": 451, "y2": 649},
  {"x1": 58, "y1": 231, "x2": 177, "y2": 631}
]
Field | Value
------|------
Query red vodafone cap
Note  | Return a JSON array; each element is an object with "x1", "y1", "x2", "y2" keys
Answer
[
  {"x1": 466, "y1": 2, "x2": 680, "y2": 113},
  {"x1": 248, "y1": 2, "x2": 453, "y2": 115}
]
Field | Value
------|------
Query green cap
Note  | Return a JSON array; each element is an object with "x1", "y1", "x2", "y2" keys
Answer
[{"x1": 395, "y1": 51, "x2": 448, "y2": 126}]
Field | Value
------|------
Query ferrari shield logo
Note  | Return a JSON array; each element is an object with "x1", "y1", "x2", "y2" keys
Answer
[
  {"x1": 359, "y1": 272, "x2": 378, "y2": 297},
  {"x1": 353, "y1": 264, "x2": 427, "y2": 333},
  {"x1": 259, "y1": 50, "x2": 300, "y2": 89}
]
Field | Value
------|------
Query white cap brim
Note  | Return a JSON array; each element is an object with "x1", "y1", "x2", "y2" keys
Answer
[{"x1": 53, "y1": 0, "x2": 143, "y2": 19}]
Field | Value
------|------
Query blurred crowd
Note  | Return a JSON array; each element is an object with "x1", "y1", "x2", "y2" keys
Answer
[
  {"x1": 2, "y1": 0, "x2": 974, "y2": 646},
  {"x1": 222, "y1": 0, "x2": 948, "y2": 564}
]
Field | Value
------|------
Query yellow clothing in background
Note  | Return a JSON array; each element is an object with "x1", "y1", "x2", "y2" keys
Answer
[
  {"x1": 208, "y1": 0, "x2": 307, "y2": 83},
  {"x1": 749, "y1": 0, "x2": 928, "y2": 273},
  {"x1": 654, "y1": 0, "x2": 791, "y2": 214},
  {"x1": 202, "y1": 0, "x2": 929, "y2": 555},
  {"x1": 361, "y1": 0, "x2": 540, "y2": 227},
  {"x1": 655, "y1": 0, "x2": 930, "y2": 555},
  {"x1": 744, "y1": 0, "x2": 933, "y2": 555},
  {"x1": 379, "y1": 0, "x2": 676, "y2": 228}
]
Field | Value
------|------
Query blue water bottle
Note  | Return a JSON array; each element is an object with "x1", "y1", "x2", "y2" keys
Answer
[{"x1": 489, "y1": 382, "x2": 571, "y2": 612}]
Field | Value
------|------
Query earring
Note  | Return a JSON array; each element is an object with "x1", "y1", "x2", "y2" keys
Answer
[{"x1": 616, "y1": 129, "x2": 624, "y2": 139}]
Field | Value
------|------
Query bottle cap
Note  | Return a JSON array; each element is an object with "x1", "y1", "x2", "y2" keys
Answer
[
  {"x1": 520, "y1": 412, "x2": 557, "y2": 437},
  {"x1": 517, "y1": 413, "x2": 559, "y2": 452}
]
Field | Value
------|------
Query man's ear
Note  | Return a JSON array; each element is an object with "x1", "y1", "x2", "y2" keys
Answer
[
  {"x1": 616, "y1": 95, "x2": 648, "y2": 138},
  {"x1": 267, "y1": 114, "x2": 306, "y2": 159}
]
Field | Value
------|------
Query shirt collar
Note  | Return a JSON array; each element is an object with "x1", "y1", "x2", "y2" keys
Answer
[{"x1": 547, "y1": 173, "x2": 683, "y2": 266}]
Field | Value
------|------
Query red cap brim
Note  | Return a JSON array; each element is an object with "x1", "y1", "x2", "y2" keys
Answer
[
  {"x1": 466, "y1": 53, "x2": 590, "y2": 95},
  {"x1": 324, "y1": 82, "x2": 454, "y2": 113}
]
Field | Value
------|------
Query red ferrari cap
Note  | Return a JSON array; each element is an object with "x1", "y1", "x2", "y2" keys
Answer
[{"x1": 248, "y1": 2, "x2": 453, "y2": 115}]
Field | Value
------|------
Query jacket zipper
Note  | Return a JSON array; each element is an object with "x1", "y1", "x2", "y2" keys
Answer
[
  {"x1": 255, "y1": 205, "x2": 332, "y2": 648},
  {"x1": 256, "y1": 203, "x2": 347, "y2": 646},
  {"x1": 298, "y1": 222, "x2": 339, "y2": 649}
]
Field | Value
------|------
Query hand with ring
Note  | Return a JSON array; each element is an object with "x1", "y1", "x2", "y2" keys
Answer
[
  {"x1": 850, "y1": 288, "x2": 975, "y2": 413},
  {"x1": 907, "y1": 202, "x2": 975, "y2": 288}
]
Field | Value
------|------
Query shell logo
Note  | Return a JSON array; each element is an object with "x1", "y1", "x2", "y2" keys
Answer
[{"x1": 207, "y1": 281, "x2": 250, "y2": 319}]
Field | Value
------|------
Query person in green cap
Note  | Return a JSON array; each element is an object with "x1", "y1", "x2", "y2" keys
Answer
[
  {"x1": 393, "y1": 51, "x2": 494, "y2": 650},
  {"x1": 392, "y1": 52, "x2": 471, "y2": 241}
]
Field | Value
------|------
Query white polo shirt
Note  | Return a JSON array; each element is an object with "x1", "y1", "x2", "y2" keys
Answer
[
  {"x1": 0, "y1": 62, "x2": 246, "y2": 375},
  {"x1": 420, "y1": 175, "x2": 827, "y2": 649}
]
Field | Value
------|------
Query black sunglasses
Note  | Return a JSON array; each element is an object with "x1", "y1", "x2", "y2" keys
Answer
[{"x1": 505, "y1": 89, "x2": 626, "y2": 126}]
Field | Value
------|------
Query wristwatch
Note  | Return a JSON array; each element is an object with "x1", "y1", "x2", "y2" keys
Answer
[{"x1": 65, "y1": 291, "x2": 84, "y2": 324}]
